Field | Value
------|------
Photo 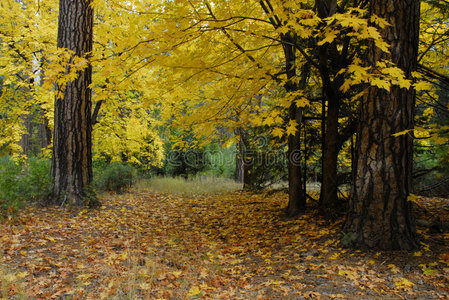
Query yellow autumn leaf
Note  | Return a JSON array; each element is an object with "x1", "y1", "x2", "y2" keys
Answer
[
  {"x1": 172, "y1": 270, "x2": 183, "y2": 278},
  {"x1": 140, "y1": 283, "x2": 153, "y2": 290},
  {"x1": 414, "y1": 81, "x2": 433, "y2": 91},
  {"x1": 370, "y1": 14, "x2": 390, "y2": 28},
  {"x1": 16, "y1": 271, "x2": 28, "y2": 279},
  {"x1": 317, "y1": 30, "x2": 338, "y2": 45},
  {"x1": 271, "y1": 127, "x2": 284, "y2": 138},
  {"x1": 329, "y1": 253, "x2": 340, "y2": 260},
  {"x1": 371, "y1": 77, "x2": 390, "y2": 90},
  {"x1": 365, "y1": 26, "x2": 381, "y2": 40},
  {"x1": 286, "y1": 120, "x2": 299, "y2": 136},
  {"x1": 263, "y1": 116, "x2": 275, "y2": 126},
  {"x1": 187, "y1": 286, "x2": 202, "y2": 298},
  {"x1": 295, "y1": 97, "x2": 309, "y2": 107},
  {"x1": 392, "y1": 129, "x2": 413, "y2": 137},
  {"x1": 388, "y1": 264, "x2": 401, "y2": 273},
  {"x1": 394, "y1": 277, "x2": 414, "y2": 289}
]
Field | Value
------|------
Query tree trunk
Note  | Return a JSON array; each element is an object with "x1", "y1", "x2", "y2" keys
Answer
[
  {"x1": 343, "y1": 0, "x2": 419, "y2": 250},
  {"x1": 236, "y1": 128, "x2": 251, "y2": 188},
  {"x1": 287, "y1": 104, "x2": 305, "y2": 216},
  {"x1": 19, "y1": 78, "x2": 34, "y2": 157},
  {"x1": 283, "y1": 33, "x2": 306, "y2": 217},
  {"x1": 319, "y1": 92, "x2": 340, "y2": 218},
  {"x1": 40, "y1": 116, "x2": 52, "y2": 150},
  {"x1": 52, "y1": 0, "x2": 95, "y2": 206},
  {"x1": 316, "y1": 0, "x2": 342, "y2": 219},
  {"x1": 19, "y1": 114, "x2": 31, "y2": 157}
]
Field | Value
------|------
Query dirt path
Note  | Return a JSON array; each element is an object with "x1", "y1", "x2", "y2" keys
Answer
[{"x1": 1, "y1": 190, "x2": 448, "y2": 298}]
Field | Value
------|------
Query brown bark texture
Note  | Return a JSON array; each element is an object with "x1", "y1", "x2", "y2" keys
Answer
[
  {"x1": 316, "y1": 0, "x2": 342, "y2": 219},
  {"x1": 320, "y1": 91, "x2": 340, "y2": 218},
  {"x1": 52, "y1": 0, "x2": 94, "y2": 206},
  {"x1": 344, "y1": 0, "x2": 419, "y2": 250},
  {"x1": 235, "y1": 128, "x2": 252, "y2": 188},
  {"x1": 283, "y1": 33, "x2": 306, "y2": 217}
]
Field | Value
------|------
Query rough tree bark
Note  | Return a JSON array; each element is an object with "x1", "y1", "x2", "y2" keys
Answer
[
  {"x1": 52, "y1": 0, "x2": 95, "y2": 206},
  {"x1": 343, "y1": 0, "x2": 419, "y2": 250}
]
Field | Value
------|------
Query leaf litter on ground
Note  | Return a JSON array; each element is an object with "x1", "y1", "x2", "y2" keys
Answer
[{"x1": 0, "y1": 189, "x2": 449, "y2": 299}]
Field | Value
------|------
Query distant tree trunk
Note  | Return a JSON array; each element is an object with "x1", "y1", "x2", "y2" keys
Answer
[
  {"x1": 344, "y1": 0, "x2": 419, "y2": 250},
  {"x1": 287, "y1": 104, "x2": 304, "y2": 216},
  {"x1": 19, "y1": 115, "x2": 31, "y2": 157},
  {"x1": 40, "y1": 116, "x2": 52, "y2": 149},
  {"x1": 52, "y1": 0, "x2": 95, "y2": 206},
  {"x1": 19, "y1": 78, "x2": 34, "y2": 157},
  {"x1": 38, "y1": 60, "x2": 52, "y2": 151},
  {"x1": 283, "y1": 33, "x2": 306, "y2": 217},
  {"x1": 235, "y1": 128, "x2": 251, "y2": 188},
  {"x1": 235, "y1": 147, "x2": 243, "y2": 183}
]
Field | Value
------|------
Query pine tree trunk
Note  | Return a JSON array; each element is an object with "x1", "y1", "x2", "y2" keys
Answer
[
  {"x1": 344, "y1": 0, "x2": 419, "y2": 250},
  {"x1": 52, "y1": 0, "x2": 94, "y2": 206}
]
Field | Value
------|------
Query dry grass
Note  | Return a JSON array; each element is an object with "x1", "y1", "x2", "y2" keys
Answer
[
  {"x1": 0, "y1": 264, "x2": 27, "y2": 299},
  {"x1": 135, "y1": 176, "x2": 242, "y2": 196}
]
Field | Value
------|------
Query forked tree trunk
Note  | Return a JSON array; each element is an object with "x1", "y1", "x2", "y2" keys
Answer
[
  {"x1": 344, "y1": 0, "x2": 419, "y2": 250},
  {"x1": 52, "y1": 0, "x2": 94, "y2": 206}
]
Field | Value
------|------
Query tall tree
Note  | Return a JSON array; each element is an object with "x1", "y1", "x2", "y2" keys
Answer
[
  {"x1": 52, "y1": 0, "x2": 95, "y2": 206},
  {"x1": 344, "y1": 0, "x2": 420, "y2": 249}
]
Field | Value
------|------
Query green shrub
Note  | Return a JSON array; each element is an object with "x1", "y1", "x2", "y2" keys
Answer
[
  {"x1": 0, "y1": 156, "x2": 24, "y2": 218},
  {"x1": 0, "y1": 156, "x2": 51, "y2": 219},
  {"x1": 94, "y1": 162, "x2": 136, "y2": 192},
  {"x1": 23, "y1": 157, "x2": 52, "y2": 202}
]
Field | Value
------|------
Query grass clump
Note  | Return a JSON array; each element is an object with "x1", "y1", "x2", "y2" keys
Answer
[{"x1": 136, "y1": 176, "x2": 242, "y2": 195}]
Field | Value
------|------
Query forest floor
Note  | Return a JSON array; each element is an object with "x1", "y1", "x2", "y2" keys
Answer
[{"x1": 1, "y1": 188, "x2": 449, "y2": 299}]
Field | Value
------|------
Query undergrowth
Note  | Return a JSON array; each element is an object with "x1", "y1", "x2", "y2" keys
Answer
[
  {"x1": 93, "y1": 162, "x2": 137, "y2": 193},
  {"x1": 0, "y1": 156, "x2": 51, "y2": 219}
]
